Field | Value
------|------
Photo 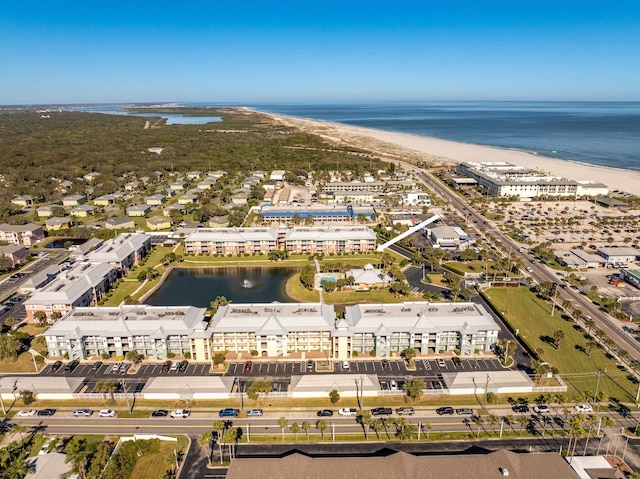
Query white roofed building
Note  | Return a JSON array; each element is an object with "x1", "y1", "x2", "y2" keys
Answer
[
  {"x1": 0, "y1": 223, "x2": 45, "y2": 245},
  {"x1": 44, "y1": 305, "x2": 211, "y2": 360},
  {"x1": 284, "y1": 226, "x2": 377, "y2": 254},
  {"x1": 210, "y1": 303, "x2": 336, "y2": 357},
  {"x1": 24, "y1": 262, "x2": 118, "y2": 323},
  {"x1": 184, "y1": 228, "x2": 279, "y2": 255},
  {"x1": 344, "y1": 302, "x2": 499, "y2": 357},
  {"x1": 87, "y1": 233, "x2": 151, "y2": 274},
  {"x1": 426, "y1": 225, "x2": 471, "y2": 251}
]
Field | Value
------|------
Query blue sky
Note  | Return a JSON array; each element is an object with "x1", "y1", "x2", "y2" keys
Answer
[{"x1": 1, "y1": 1, "x2": 639, "y2": 104}]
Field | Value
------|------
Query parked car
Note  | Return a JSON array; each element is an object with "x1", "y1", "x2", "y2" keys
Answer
[
  {"x1": 437, "y1": 359, "x2": 446, "y2": 367},
  {"x1": 50, "y1": 360, "x2": 62, "y2": 372},
  {"x1": 452, "y1": 357, "x2": 461, "y2": 366},
  {"x1": 17, "y1": 409, "x2": 37, "y2": 417},
  {"x1": 151, "y1": 410, "x2": 168, "y2": 417},
  {"x1": 533, "y1": 405, "x2": 550, "y2": 414},
  {"x1": 99, "y1": 409, "x2": 117, "y2": 417},
  {"x1": 73, "y1": 408, "x2": 93, "y2": 417},
  {"x1": 338, "y1": 408, "x2": 357, "y2": 416},
  {"x1": 170, "y1": 409, "x2": 190, "y2": 418},
  {"x1": 161, "y1": 360, "x2": 172, "y2": 373},
  {"x1": 169, "y1": 361, "x2": 179, "y2": 372},
  {"x1": 111, "y1": 362, "x2": 122, "y2": 373},
  {"x1": 219, "y1": 408, "x2": 239, "y2": 417},
  {"x1": 512, "y1": 405, "x2": 529, "y2": 413},
  {"x1": 119, "y1": 363, "x2": 130, "y2": 375},
  {"x1": 91, "y1": 361, "x2": 103, "y2": 371},
  {"x1": 389, "y1": 380, "x2": 398, "y2": 390},
  {"x1": 436, "y1": 407, "x2": 454, "y2": 415},
  {"x1": 574, "y1": 404, "x2": 593, "y2": 413},
  {"x1": 178, "y1": 360, "x2": 188, "y2": 372},
  {"x1": 37, "y1": 409, "x2": 56, "y2": 417},
  {"x1": 342, "y1": 361, "x2": 350, "y2": 369},
  {"x1": 307, "y1": 360, "x2": 314, "y2": 370},
  {"x1": 317, "y1": 409, "x2": 333, "y2": 417},
  {"x1": 244, "y1": 361, "x2": 252, "y2": 372},
  {"x1": 371, "y1": 407, "x2": 392, "y2": 417},
  {"x1": 396, "y1": 407, "x2": 414, "y2": 416},
  {"x1": 381, "y1": 360, "x2": 390, "y2": 368},
  {"x1": 455, "y1": 408, "x2": 473, "y2": 415},
  {"x1": 64, "y1": 360, "x2": 79, "y2": 373},
  {"x1": 246, "y1": 409, "x2": 263, "y2": 417}
]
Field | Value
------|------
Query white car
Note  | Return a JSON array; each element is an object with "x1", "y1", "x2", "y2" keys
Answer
[
  {"x1": 246, "y1": 409, "x2": 263, "y2": 417},
  {"x1": 170, "y1": 409, "x2": 190, "y2": 418},
  {"x1": 533, "y1": 405, "x2": 550, "y2": 414},
  {"x1": 98, "y1": 409, "x2": 117, "y2": 417},
  {"x1": 338, "y1": 408, "x2": 357, "y2": 416},
  {"x1": 17, "y1": 409, "x2": 37, "y2": 417},
  {"x1": 574, "y1": 404, "x2": 593, "y2": 413}
]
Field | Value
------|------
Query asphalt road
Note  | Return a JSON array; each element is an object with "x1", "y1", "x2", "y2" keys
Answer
[{"x1": 404, "y1": 166, "x2": 640, "y2": 362}]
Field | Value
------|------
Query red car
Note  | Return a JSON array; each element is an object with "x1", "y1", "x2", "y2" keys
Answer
[{"x1": 244, "y1": 361, "x2": 252, "y2": 372}]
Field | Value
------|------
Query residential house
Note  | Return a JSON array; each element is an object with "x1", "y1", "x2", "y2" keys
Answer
[
  {"x1": 127, "y1": 204, "x2": 151, "y2": 217},
  {"x1": 270, "y1": 170, "x2": 286, "y2": 181},
  {"x1": 145, "y1": 194, "x2": 167, "y2": 206},
  {"x1": 70, "y1": 205, "x2": 94, "y2": 217},
  {"x1": 105, "y1": 217, "x2": 135, "y2": 230},
  {"x1": 62, "y1": 194, "x2": 87, "y2": 207},
  {"x1": 45, "y1": 217, "x2": 72, "y2": 231},
  {"x1": 93, "y1": 194, "x2": 116, "y2": 206},
  {"x1": 163, "y1": 204, "x2": 185, "y2": 217},
  {"x1": 36, "y1": 205, "x2": 56, "y2": 217},
  {"x1": 426, "y1": 225, "x2": 471, "y2": 251},
  {"x1": 147, "y1": 216, "x2": 172, "y2": 231},
  {"x1": 345, "y1": 264, "x2": 391, "y2": 290},
  {"x1": 11, "y1": 195, "x2": 34, "y2": 208}
]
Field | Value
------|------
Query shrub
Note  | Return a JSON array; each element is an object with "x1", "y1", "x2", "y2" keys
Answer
[
  {"x1": 183, "y1": 352, "x2": 191, "y2": 359},
  {"x1": 167, "y1": 352, "x2": 176, "y2": 359},
  {"x1": 101, "y1": 352, "x2": 111, "y2": 360},
  {"x1": 250, "y1": 350, "x2": 259, "y2": 357}
]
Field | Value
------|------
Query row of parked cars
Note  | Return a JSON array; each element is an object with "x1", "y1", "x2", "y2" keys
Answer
[{"x1": 320, "y1": 407, "x2": 415, "y2": 417}]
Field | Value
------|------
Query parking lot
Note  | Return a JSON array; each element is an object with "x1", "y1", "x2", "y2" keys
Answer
[{"x1": 41, "y1": 361, "x2": 213, "y2": 378}]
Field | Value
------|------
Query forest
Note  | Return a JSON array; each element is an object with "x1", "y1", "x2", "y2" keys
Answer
[{"x1": 0, "y1": 107, "x2": 385, "y2": 223}]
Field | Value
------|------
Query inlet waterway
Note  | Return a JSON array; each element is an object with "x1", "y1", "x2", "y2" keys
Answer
[{"x1": 144, "y1": 267, "x2": 298, "y2": 307}]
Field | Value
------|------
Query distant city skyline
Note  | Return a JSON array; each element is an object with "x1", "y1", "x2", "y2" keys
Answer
[{"x1": 1, "y1": 1, "x2": 639, "y2": 104}]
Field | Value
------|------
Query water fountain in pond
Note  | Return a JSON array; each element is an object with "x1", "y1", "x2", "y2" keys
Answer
[{"x1": 242, "y1": 279, "x2": 253, "y2": 289}]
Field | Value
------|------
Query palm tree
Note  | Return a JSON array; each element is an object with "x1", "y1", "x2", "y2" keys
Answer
[
  {"x1": 553, "y1": 329, "x2": 565, "y2": 349},
  {"x1": 223, "y1": 428, "x2": 237, "y2": 461},
  {"x1": 198, "y1": 432, "x2": 213, "y2": 465},
  {"x1": 585, "y1": 340, "x2": 598, "y2": 357},
  {"x1": 517, "y1": 415, "x2": 528, "y2": 436},
  {"x1": 503, "y1": 415, "x2": 514, "y2": 434},
  {"x1": 474, "y1": 416, "x2": 485, "y2": 438},
  {"x1": 212, "y1": 420, "x2": 225, "y2": 464},
  {"x1": 277, "y1": 417, "x2": 288, "y2": 442},
  {"x1": 583, "y1": 316, "x2": 594, "y2": 333},
  {"x1": 290, "y1": 422, "x2": 301, "y2": 441},
  {"x1": 487, "y1": 414, "x2": 499, "y2": 436},
  {"x1": 395, "y1": 417, "x2": 409, "y2": 438},
  {"x1": 95, "y1": 380, "x2": 117, "y2": 402},
  {"x1": 369, "y1": 419, "x2": 382, "y2": 440},
  {"x1": 422, "y1": 421, "x2": 432, "y2": 439},
  {"x1": 301, "y1": 421, "x2": 311, "y2": 442},
  {"x1": 380, "y1": 417, "x2": 392, "y2": 439},
  {"x1": 582, "y1": 414, "x2": 599, "y2": 455},
  {"x1": 316, "y1": 420, "x2": 329, "y2": 440}
]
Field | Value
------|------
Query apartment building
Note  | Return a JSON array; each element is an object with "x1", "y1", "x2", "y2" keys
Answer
[
  {"x1": 44, "y1": 305, "x2": 211, "y2": 361},
  {"x1": 24, "y1": 262, "x2": 118, "y2": 322},
  {"x1": 87, "y1": 233, "x2": 151, "y2": 274},
  {"x1": 284, "y1": 226, "x2": 377, "y2": 254},
  {"x1": 0, "y1": 223, "x2": 45, "y2": 246},
  {"x1": 184, "y1": 228, "x2": 279, "y2": 255}
]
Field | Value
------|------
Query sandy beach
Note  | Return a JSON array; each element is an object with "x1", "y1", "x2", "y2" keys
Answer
[{"x1": 261, "y1": 111, "x2": 640, "y2": 194}]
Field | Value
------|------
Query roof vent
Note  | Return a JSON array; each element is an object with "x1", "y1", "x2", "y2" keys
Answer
[{"x1": 501, "y1": 468, "x2": 509, "y2": 476}]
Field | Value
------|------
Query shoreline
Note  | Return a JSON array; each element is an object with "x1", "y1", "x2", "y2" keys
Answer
[{"x1": 250, "y1": 108, "x2": 640, "y2": 194}]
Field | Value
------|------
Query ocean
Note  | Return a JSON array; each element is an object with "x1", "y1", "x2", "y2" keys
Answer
[{"x1": 246, "y1": 102, "x2": 640, "y2": 172}]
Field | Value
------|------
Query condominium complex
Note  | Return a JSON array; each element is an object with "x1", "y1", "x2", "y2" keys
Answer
[
  {"x1": 184, "y1": 226, "x2": 377, "y2": 255},
  {"x1": 284, "y1": 226, "x2": 377, "y2": 254},
  {"x1": 44, "y1": 305, "x2": 211, "y2": 361},
  {"x1": 184, "y1": 228, "x2": 279, "y2": 255},
  {"x1": 24, "y1": 262, "x2": 118, "y2": 322},
  {"x1": 457, "y1": 161, "x2": 608, "y2": 198},
  {"x1": 87, "y1": 233, "x2": 151, "y2": 273},
  {"x1": 259, "y1": 205, "x2": 376, "y2": 224},
  {"x1": 0, "y1": 223, "x2": 45, "y2": 246},
  {"x1": 44, "y1": 301, "x2": 499, "y2": 360},
  {"x1": 210, "y1": 303, "x2": 336, "y2": 357},
  {"x1": 344, "y1": 302, "x2": 499, "y2": 357},
  {"x1": 209, "y1": 301, "x2": 498, "y2": 359}
]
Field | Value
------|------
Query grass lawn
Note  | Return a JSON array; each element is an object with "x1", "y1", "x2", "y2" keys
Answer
[
  {"x1": 287, "y1": 273, "x2": 320, "y2": 302},
  {"x1": 484, "y1": 287, "x2": 636, "y2": 402},
  {"x1": 425, "y1": 273, "x2": 449, "y2": 288},
  {"x1": 17, "y1": 324, "x2": 48, "y2": 336},
  {"x1": 0, "y1": 352, "x2": 39, "y2": 373},
  {"x1": 322, "y1": 289, "x2": 424, "y2": 304},
  {"x1": 131, "y1": 436, "x2": 189, "y2": 479},
  {"x1": 445, "y1": 261, "x2": 497, "y2": 275}
]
